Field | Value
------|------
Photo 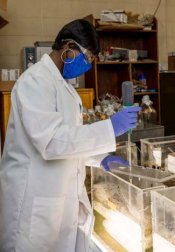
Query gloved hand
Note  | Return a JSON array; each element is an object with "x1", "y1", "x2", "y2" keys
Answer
[
  {"x1": 101, "y1": 155, "x2": 129, "y2": 171},
  {"x1": 110, "y1": 106, "x2": 141, "y2": 137}
]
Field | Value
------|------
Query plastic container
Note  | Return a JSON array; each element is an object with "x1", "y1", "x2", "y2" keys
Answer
[
  {"x1": 141, "y1": 135, "x2": 175, "y2": 171},
  {"x1": 92, "y1": 167, "x2": 165, "y2": 252},
  {"x1": 151, "y1": 187, "x2": 175, "y2": 252},
  {"x1": 113, "y1": 10, "x2": 127, "y2": 23},
  {"x1": 100, "y1": 10, "x2": 116, "y2": 22}
]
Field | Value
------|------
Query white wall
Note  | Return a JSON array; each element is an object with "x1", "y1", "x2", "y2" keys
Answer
[{"x1": 0, "y1": 0, "x2": 173, "y2": 70}]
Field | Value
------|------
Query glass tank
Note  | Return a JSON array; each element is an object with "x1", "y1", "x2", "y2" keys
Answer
[
  {"x1": 167, "y1": 153, "x2": 175, "y2": 173},
  {"x1": 85, "y1": 141, "x2": 138, "y2": 201},
  {"x1": 109, "y1": 164, "x2": 175, "y2": 183},
  {"x1": 111, "y1": 141, "x2": 138, "y2": 165},
  {"x1": 91, "y1": 167, "x2": 165, "y2": 252},
  {"x1": 140, "y1": 136, "x2": 175, "y2": 171},
  {"x1": 151, "y1": 187, "x2": 175, "y2": 252}
]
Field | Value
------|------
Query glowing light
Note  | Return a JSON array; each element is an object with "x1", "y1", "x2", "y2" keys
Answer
[
  {"x1": 153, "y1": 233, "x2": 175, "y2": 252},
  {"x1": 103, "y1": 209, "x2": 142, "y2": 252},
  {"x1": 91, "y1": 234, "x2": 111, "y2": 252}
]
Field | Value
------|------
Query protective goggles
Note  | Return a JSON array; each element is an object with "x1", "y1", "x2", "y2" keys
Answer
[{"x1": 62, "y1": 39, "x2": 95, "y2": 64}]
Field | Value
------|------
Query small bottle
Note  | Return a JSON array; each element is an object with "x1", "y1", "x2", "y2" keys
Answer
[
  {"x1": 88, "y1": 109, "x2": 96, "y2": 123},
  {"x1": 94, "y1": 105, "x2": 102, "y2": 121},
  {"x1": 139, "y1": 73, "x2": 147, "y2": 89},
  {"x1": 98, "y1": 52, "x2": 105, "y2": 62},
  {"x1": 140, "y1": 95, "x2": 157, "y2": 127},
  {"x1": 95, "y1": 105, "x2": 107, "y2": 120},
  {"x1": 82, "y1": 108, "x2": 90, "y2": 124}
]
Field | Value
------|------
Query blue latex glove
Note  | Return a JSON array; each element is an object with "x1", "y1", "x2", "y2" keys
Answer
[
  {"x1": 101, "y1": 155, "x2": 129, "y2": 171},
  {"x1": 110, "y1": 106, "x2": 141, "y2": 137}
]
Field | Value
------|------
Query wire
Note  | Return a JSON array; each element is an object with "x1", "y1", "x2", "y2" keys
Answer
[{"x1": 153, "y1": 0, "x2": 162, "y2": 16}]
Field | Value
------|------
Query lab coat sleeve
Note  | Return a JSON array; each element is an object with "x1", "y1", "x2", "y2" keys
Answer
[
  {"x1": 45, "y1": 120, "x2": 116, "y2": 160},
  {"x1": 15, "y1": 74, "x2": 116, "y2": 160},
  {"x1": 85, "y1": 154, "x2": 109, "y2": 168}
]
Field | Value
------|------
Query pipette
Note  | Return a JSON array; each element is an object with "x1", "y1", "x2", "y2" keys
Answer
[{"x1": 122, "y1": 81, "x2": 134, "y2": 167}]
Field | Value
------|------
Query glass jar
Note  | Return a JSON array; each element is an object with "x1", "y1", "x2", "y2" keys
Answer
[
  {"x1": 88, "y1": 109, "x2": 97, "y2": 123},
  {"x1": 140, "y1": 95, "x2": 157, "y2": 127},
  {"x1": 82, "y1": 108, "x2": 90, "y2": 124},
  {"x1": 95, "y1": 105, "x2": 108, "y2": 120}
]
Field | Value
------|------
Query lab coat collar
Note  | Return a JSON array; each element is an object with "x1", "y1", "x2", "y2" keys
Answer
[
  {"x1": 40, "y1": 53, "x2": 64, "y2": 81},
  {"x1": 41, "y1": 54, "x2": 82, "y2": 108}
]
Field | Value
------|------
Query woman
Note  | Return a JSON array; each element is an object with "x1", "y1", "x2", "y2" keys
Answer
[{"x1": 0, "y1": 19, "x2": 140, "y2": 252}]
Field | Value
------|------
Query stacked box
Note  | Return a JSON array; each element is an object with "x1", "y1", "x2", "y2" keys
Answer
[
  {"x1": 141, "y1": 136, "x2": 175, "y2": 171},
  {"x1": 151, "y1": 187, "x2": 175, "y2": 252},
  {"x1": 92, "y1": 167, "x2": 165, "y2": 252}
]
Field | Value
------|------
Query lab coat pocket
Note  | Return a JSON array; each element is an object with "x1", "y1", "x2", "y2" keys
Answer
[
  {"x1": 29, "y1": 196, "x2": 65, "y2": 251},
  {"x1": 75, "y1": 204, "x2": 94, "y2": 252}
]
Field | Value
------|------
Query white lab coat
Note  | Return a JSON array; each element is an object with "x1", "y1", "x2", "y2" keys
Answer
[{"x1": 0, "y1": 54, "x2": 116, "y2": 252}]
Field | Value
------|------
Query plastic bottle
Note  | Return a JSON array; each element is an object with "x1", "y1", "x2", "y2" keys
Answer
[
  {"x1": 140, "y1": 95, "x2": 157, "y2": 127},
  {"x1": 139, "y1": 73, "x2": 147, "y2": 89}
]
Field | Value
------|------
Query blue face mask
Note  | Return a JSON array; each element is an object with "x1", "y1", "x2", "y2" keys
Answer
[{"x1": 63, "y1": 52, "x2": 92, "y2": 79}]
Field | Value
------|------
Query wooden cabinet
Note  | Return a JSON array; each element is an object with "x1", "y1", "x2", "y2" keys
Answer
[
  {"x1": 0, "y1": 81, "x2": 15, "y2": 150},
  {"x1": 168, "y1": 56, "x2": 175, "y2": 70},
  {"x1": 84, "y1": 15, "x2": 160, "y2": 121},
  {"x1": 0, "y1": 82, "x2": 94, "y2": 151},
  {"x1": 76, "y1": 88, "x2": 94, "y2": 109}
]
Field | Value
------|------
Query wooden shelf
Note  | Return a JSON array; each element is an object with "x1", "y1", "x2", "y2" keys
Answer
[
  {"x1": 97, "y1": 61, "x2": 129, "y2": 65},
  {"x1": 84, "y1": 15, "x2": 160, "y2": 121},
  {"x1": 95, "y1": 18, "x2": 157, "y2": 32},
  {"x1": 134, "y1": 92, "x2": 158, "y2": 96},
  {"x1": 97, "y1": 60, "x2": 158, "y2": 65},
  {"x1": 96, "y1": 28, "x2": 157, "y2": 33},
  {"x1": 131, "y1": 60, "x2": 158, "y2": 64}
]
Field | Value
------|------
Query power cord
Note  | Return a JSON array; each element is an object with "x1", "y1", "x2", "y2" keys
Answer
[{"x1": 153, "y1": 0, "x2": 162, "y2": 16}]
